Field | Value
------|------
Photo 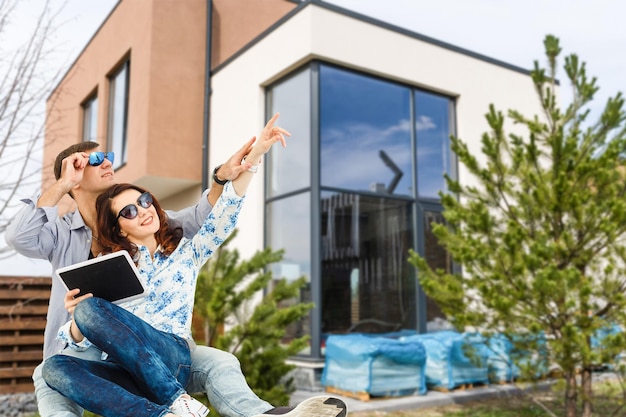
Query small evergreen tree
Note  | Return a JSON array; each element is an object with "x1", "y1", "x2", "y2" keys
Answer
[
  {"x1": 194, "y1": 230, "x2": 314, "y2": 408},
  {"x1": 408, "y1": 35, "x2": 626, "y2": 417}
]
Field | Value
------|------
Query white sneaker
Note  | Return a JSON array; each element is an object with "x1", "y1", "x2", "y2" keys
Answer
[
  {"x1": 255, "y1": 396, "x2": 347, "y2": 417},
  {"x1": 170, "y1": 394, "x2": 209, "y2": 417}
]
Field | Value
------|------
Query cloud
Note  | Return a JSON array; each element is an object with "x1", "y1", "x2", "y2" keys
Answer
[
  {"x1": 320, "y1": 119, "x2": 414, "y2": 192},
  {"x1": 415, "y1": 115, "x2": 436, "y2": 131}
]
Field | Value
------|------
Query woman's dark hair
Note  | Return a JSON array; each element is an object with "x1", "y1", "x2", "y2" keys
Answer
[{"x1": 96, "y1": 183, "x2": 183, "y2": 260}]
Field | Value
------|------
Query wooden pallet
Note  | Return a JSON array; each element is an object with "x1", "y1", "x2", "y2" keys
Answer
[
  {"x1": 492, "y1": 379, "x2": 515, "y2": 385},
  {"x1": 429, "y1": 381, "x2": 489, "y2": 393},
  {"x1": 325, "y1": 386, "x2": 371, "y2": 402}
]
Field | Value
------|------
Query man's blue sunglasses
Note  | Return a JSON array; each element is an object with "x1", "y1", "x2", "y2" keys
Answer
[{"x1": 88, "y1": 151, "x2": 115, "y2": 166}]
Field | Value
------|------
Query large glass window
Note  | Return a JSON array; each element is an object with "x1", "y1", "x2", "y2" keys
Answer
[
  {"x1": 266, "y1": 193, "x2": 312, "y2": 353},
  {"x1": 266, "y1": 62, "x2": 456, "y2": 358},
  {"x1": 267, "y1": 193, "x2": 312, "y2": 283},
  {"x1": 321, "y1": 191, "x2": 416, "y2": 334},
  {"x1": 267, "y1": 68, "x2": 311, "y2": 198},
  {"x1": 107, "y1": 60, "x2": 130, "y2": 170},
  {"x1": 415, "y1": 91, "x2": 454, "y2": 198},
  {"x1": 266, "y1": 68, "x2": 313, "y2": 354},
  {"x1": 420, "y1": 207, "x2": 451, "y2": 327},
  {"x1": 320, "y1": 66, "x2": 413, "y2": 196},
  {"x1": 82, "y1": 93, "x2": 98, "y2": 142}
]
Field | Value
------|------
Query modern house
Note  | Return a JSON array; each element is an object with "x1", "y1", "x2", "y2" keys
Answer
[{"x1": 43, "y1": 0, "x2": 545, "y2": 389}]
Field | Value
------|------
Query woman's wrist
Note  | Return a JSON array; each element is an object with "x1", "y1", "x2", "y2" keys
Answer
[
  {"x1": 70, "y1": 320, "x2": 83, "y2": 342},
  {"x1": 242, "y1": 155, "x2": 261, "y2": 173}
]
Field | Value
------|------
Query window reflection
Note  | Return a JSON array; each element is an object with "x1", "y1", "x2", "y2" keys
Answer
[
  {"x1": 267, "y1": 69, "x2": 311, "y2": 197},
  {"x1": 320, "y1": 65, "x2": 413, "y2": 196},
  {"x1": 82, "y1": 94, "x2": 98, "y2": 142},
  {"x1": 108, "y1": 60, "x2": 130, "y2": 169},
  {"x1": 265, "y1": 63, "x2": 457, "y2": 356},
  {"x1": 267, "y1": 193, "x2": 311, "y2": 281},
  {"x1": 321, "y1": 191, "x2": 416, "y2": 334},
  {"x1": 416, "y1": 91, "x2": 453, "y2": 198},
  {"x1": 422, "y1": 208, "x2": 450, "y2": 328},
  {"x1": 267, "y1": 193, "x2": 312, "y2": 349}
]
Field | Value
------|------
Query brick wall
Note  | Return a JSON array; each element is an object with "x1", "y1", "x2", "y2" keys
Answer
[{"x1": 0, "y1": 276, "x2": 50, "y2": 394}]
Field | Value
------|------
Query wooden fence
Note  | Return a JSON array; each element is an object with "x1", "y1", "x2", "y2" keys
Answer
[{"x1": 0, "y1": 276, "x2": 50, "y2": 394}]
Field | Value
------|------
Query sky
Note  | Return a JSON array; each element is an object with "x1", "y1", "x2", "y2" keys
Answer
[{"x1": 2, "y1": 0, "x2": 625, "y2": 276}]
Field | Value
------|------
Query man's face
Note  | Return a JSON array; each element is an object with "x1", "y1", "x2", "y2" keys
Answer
[{"x1": 81, "y1": 147, "x2": 115, "y2": 194}]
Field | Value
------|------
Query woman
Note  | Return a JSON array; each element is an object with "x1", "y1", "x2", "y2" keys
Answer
[{"x1": 42, "y1": 114, "x2": 290, "y2": 417}]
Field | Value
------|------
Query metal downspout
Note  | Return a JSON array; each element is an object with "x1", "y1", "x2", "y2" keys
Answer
[{"x1": 201, "y1": 0, "x2": 213, "y2": 191}]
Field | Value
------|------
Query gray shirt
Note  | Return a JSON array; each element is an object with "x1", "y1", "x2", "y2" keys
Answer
[{"x1": 5, "y1": 191, "x2": 212, "y2": 359}]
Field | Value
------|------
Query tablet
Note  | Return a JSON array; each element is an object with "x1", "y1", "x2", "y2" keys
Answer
[{"x1": 55, "y1": 251, "x2": 147, "y2": 304}]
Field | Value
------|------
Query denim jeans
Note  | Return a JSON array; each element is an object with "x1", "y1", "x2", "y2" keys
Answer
[
  {"x1": 36, "y1": 345, "x2": 273, "y2": 417},
  {"x1": 33, "y1": 360, "x2": 86, "y2": 417},
  {"x1": 42, "y1": 297, "x2": 190, "y2": 417},
  {"x1": 187, "y1": 346, "x2": 272, "y2": 417}
]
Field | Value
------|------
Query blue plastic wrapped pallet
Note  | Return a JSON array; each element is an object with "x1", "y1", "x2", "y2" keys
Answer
[
  {"x1": 402, "y1": 331, "x2": 490, "y2": 390},
  {"x1": 591, "y1": 323, "x2": 622, "y2": 349},
  {"x1": 482, "y1": 334, "x2": 520, "y2": 383},
  {"x1": 591, "y1": 323, "x2": 624, "y2": 369},
  {"x1": 486, "y1": 332, "x2": 556, "y2": 382},
  {"x1": 321, "y1": 334, "x2": 427, "y2": 396}
]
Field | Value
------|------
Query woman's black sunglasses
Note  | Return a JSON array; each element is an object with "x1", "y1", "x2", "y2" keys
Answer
[{"x1": 116, "y1": 192, "x2": 154, "y2": 220}]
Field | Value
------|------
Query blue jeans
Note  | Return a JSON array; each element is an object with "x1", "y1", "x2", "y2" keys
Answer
[
  {"x1": 33, "y1": 347, "x2": 102, "y2": 417},
  {"x1": 36, "y1": 346, "x2": 273, "y2": 417},
  {"x1": 187, "y1": 346, "x2": 272, "y2": 417},
  {"x1": 42, "y1": 297, "x2": 190, "y2": 417}
]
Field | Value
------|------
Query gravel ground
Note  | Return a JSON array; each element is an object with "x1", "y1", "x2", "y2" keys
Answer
[{"x1": 0, "y1": 393, "x2": 38, "y2": 417}]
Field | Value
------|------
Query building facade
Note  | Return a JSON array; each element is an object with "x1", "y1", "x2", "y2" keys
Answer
[{"x1": 44, "y1": 0, "x2": 545, "y2": 384}]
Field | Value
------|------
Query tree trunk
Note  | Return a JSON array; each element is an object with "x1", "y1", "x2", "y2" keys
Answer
[
  {"x1": 204, "y1": 318, "x2": 210, "y2": 346},
  {"x1": 581, "y1": 367, "x2": 593, "y2": 417},
  {"x1": 565, "y1": 370, "x2": 578, "y2": 417}
]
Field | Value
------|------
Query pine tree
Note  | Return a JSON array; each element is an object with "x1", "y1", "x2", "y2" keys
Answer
[
  {"x1": 194, "y1": 230, "x2": 314, "y2": 408},
  {"x1": 408, "y1": 35, "x2": 626, "y2": 417}
]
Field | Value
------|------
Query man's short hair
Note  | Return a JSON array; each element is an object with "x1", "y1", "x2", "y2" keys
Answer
[{"x1": 54, "y1": 142, "x2": 100, "y2": 180}]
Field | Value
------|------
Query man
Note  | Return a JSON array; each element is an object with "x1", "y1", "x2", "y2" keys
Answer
[{"x1": 6, "y1": 140, "x2": 346, "y2": 417}]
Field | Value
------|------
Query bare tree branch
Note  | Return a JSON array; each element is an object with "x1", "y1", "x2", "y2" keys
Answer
[{"x1": 0, "y1": 0, "x2": 67, "y2": 257}]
